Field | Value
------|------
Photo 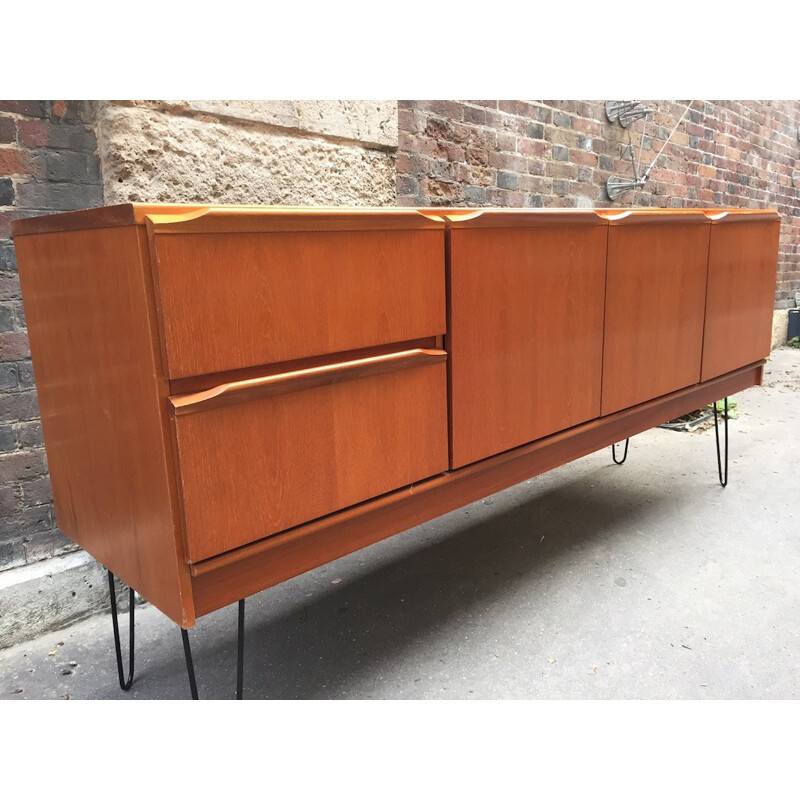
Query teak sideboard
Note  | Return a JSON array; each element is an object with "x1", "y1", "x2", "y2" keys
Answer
[{"x1": 12, "y1": 206, "x2": 780, "y2": 638}]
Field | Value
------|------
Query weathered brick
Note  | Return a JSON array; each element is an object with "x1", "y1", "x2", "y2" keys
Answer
[
  {"x1": 0, "y1": 424, "x2": 15, "y2": 452},
  {"x1": 0, "y1": 539, "x2": 25, "y2": 571},
  {"x1": 598, "y1": 155, "x2": 615, "y2": 171},
  {"x1": 0, "y1": 242, "x2": 16, "y2": 272},
  {"x1": 0, "y1": 270, "x2": 20, "y2": 299},
  {"x1": 488, "y1": 152, "x2": 526, "y2": 172},
  {"x1": 0, "y1": 147, "x2": 42, "y2": 177},
  {"x1": 0, "y1": 304, "x2": 13, "y2": 333},
  {"x1": 15, "y1": 180, "x2": 102, "y2": 211},
  {"x1": 0, "y1": 331, "x2": 30, "y2": 360},
  {"x1": 497, "y1": 132, "x2": 516, "y2": 152},
  {"x1": 554, "y1": 111, "x2": 572, "y2": 128},
  {"x1": 0, "y1": 504, "x2": 53, "y2": 538},
  {"x1": 526, "y1": 122, "x2": 544, "y2": 139},
  {"x1": 0, "y1": 101, "x2": 46, "y2": 118},
  {"x1": 0, "y1": 482, "x2": 22, "y2": 514},
  {"x1": 497, "y1": 171, "x2": 518, "y2": 190},
  {"x1": 23, "y1": 528, "x2": 75, "y2": 564},
  {"x1": 463, "y1": 106, "x2": 486, "y2": 125},
  {"x1": 19, "y1": 473, "x2": 52, "y2": 508},
  {"x1": 527, "y1": 105, "x2": 551, "y2": 123},
  {"x1": 0, "y1": 117, "x2": 15, "y2": 144},
  {"x1": 464, "y1": 186, "x2": 487, "y2": 205},
  {"x1": 0, "y1": 390, "x2": 39, "y2": 422},
  {"x1": 0, "y1": 179, "x2": 13, "y2": 206},
  {"x1": 45, "y1": 150, "x2": 101, "y2": 184},
  {"x1": 396, "y1": 175, "x2": 419, "y2": 196},
  {"x1": 0, "y1": 448, "x2": 48, "y2": 483},
  {"x1": 15, "y1": 421, "x2": 43, "y2": 448},
  {"x1": 552, "y1": 145, "x2": 569, "y2": 162}
]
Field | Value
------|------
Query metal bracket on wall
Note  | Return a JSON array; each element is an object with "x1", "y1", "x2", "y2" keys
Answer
[
  {"x1": 605, "y1": 100, "x2": 694, "y2": 202},
  {"x1": 605, "y1": 101, "x2": 652, "y2": 128}
]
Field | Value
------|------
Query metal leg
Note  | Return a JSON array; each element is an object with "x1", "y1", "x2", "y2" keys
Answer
[
  {"x1": 181, "y1": 628, "x2": 199, "y2": 700},
  {"x1": 181, "y1": 598, "x2": 245, "y2": 700},
  {"x1": 236, "y1": 599, "x2": 245, "y2": 700},
  {"x1": 611, "y1": 438, "x2": 629, "y2": 465},
  {"x1": 108, "y1": 570, "x2": 134, "y2": 691},
  {"x1": 713, "y1": 397, "x2": 729, "y2": 488}
]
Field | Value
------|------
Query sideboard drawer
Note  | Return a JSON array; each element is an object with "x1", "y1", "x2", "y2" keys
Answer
[
  {"x1": 170, "y1": 349, "x2": 449, "y2": 563},
  {"x1": 150, "y1": 227, "x2": 445, "y2": 379}
]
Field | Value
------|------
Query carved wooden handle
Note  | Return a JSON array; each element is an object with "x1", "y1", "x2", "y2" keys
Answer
[{"x1": 169, "y1": 348, "x2": 447, "y2": 416}]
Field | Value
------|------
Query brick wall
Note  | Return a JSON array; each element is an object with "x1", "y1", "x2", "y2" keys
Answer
[
  {"x1": 396, "y1": 100, "x2": 800, "y2": 308},
  {"x1": 0, "y1": 100, "x2": 103, "y2": 572}
]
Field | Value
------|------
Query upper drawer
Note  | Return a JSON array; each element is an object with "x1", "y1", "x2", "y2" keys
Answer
[{"x1": 147, "y1": 210, "x2": 446, "y2": 379}]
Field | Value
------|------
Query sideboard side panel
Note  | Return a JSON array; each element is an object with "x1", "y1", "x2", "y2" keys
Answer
[{"x1": 14, "y1": 227, "x2": 194, "y2": 626}]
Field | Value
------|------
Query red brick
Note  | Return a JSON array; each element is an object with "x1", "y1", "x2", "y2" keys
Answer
[
  {"x1": 0, "y1": 148, "x2": 41, "y2": 176},
  {"x1": 569, "y1": 150, "x2": 598, "y2": 167},
  {"x1": 519, "y1": 139, "x2": 545, "y2": 158}
]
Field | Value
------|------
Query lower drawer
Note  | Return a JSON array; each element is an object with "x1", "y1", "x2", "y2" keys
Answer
[{"x1": 170, "y1": 349, "x2": 449, "y2": 563}]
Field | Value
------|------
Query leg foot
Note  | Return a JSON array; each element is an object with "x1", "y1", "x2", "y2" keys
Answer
[
  {"x1": 612, "y1": 438, "x2": 629, "y2": 465},
  {"x1": 713, "y1": 397, "x2": 729, "y2": 488},
  {"x1": 108, "y1": 570, "x2": 134, "y2": 691}
]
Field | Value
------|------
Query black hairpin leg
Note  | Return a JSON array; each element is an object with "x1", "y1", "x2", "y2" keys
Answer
[
  {"x1": 181, "y1": 598, "x2": 246, "y2": 700},
  {"x1": 611, "y1": 438, "x2": 629, "y2": 465},
  {"x1": 108, "y1": 570, "x2": 134, "y2": 691},
  {"x1": 713, "y1": 397, "x2": 728, "y2": 488}
]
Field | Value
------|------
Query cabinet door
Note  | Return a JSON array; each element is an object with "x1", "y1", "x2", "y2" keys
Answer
[
  {"x1": 701, "y1": 215, "x2": 780, "y2": 381},
  {"x1": 449, "y1": 220, "x2": 607, "y2": 469},
  {"x1": 602, "y1": 219, "x2": 710, "y2": 415}
]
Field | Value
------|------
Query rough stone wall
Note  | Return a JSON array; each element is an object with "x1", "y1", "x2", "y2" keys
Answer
[
  {"x1": 396, "y1": 100, "x2": 800, "y2": 308},
  {"x1": 0, "y1": 101, "x2": 102, "y2": 577},
  {"x1": 98, "y1": 100, "x2": 397, "y2": 206}
]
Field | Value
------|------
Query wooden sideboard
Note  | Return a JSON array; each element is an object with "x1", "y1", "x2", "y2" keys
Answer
[{"x1": 11, "y1": 205, "x2": 780, "y2": 631}]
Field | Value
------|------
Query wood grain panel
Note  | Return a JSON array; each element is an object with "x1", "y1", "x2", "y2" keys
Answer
[
  {"x1": 701, "y1": 216, "x2": 780, "y2": 381},
  {"x1": 449, "y1": 223, "x2": 607, "y2": 468},
  {"x1": 173, "y1": 360, "x2": 449, "y2": 562},
  {"x1": 14, "y1": 227, "x2": 194, "y2": 626},
  {"x1": 191, "y1": 361, "x2": 763, "y2": 616},
  {"x1": 149, "y1": 228, "x2": 446, "y2": 378},
  {"x1": 602, "y1": 221, "x2": 711, "y2": 415}
]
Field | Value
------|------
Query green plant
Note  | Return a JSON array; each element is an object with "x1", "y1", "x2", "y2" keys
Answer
[
  {"x1": 789, "y1": 336, "x2": 800, "y2": 349},
  {"x1": 707, "y1": 399, "x2": 739, "y2": 419}
]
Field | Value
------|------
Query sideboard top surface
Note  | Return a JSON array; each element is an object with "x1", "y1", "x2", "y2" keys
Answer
[{"x1": 10, "y1": 203, "x2": 780, "y2": 237}]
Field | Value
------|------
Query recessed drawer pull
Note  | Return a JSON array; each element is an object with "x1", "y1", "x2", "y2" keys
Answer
[{"x1": 169, "y1": 348, "x2": 447, "y2": 416}]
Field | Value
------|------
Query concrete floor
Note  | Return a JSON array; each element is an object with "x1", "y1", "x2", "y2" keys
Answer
[{"x1": 2, "y1": 348, "x2": 798, "y2": 700}]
